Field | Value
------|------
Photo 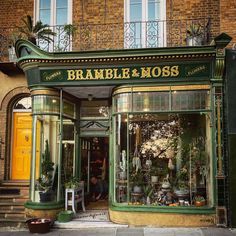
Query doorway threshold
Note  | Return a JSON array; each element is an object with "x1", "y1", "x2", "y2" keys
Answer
[{"x1": 54, "y1": 210, "x2": 128, "y2": 229}]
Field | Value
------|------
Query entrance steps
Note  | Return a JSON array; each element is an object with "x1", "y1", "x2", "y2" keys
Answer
[{"x1": 0, "y1": 181, "x2": 29, "y2": 227}]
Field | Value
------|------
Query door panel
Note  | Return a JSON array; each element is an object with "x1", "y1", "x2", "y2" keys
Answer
[{"x1": 12, "y1": 113, "x2": 32, "y2": 180}]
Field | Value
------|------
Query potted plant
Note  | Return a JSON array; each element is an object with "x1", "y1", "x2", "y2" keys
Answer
[
  {"x1": 38, "y1": 140, "x2": 54, "y2": 202},
  {"x1": 130, "y1": 171, "x2": 143, "y2": 193},
  {"x1": 17, "y1": 15, "x2": 56, "y2": 45},
  {"x1": 194, "y1": 195, "x2": 206, "y2": 207},
  {"x1": 186, "y1": 23, "x2": 204, "y2": 46},
  {"x1": 57, "y1": 210, "x2": 74, "y2": 222},
  {"x1": 65, "y1": 176, "x2": 80, "y2": 189}
]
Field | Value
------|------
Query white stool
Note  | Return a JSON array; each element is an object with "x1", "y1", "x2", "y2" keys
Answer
[{"x1": 65, "y1": 182, "x2": 85, "y2": 213}]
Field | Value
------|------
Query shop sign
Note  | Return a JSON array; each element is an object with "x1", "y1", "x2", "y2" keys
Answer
[{"x1": 40, "y1": 63, "x2": 210, "y2": 82}]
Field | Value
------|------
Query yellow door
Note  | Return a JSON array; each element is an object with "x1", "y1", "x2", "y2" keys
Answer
[{"x1": 12, "y1": 112, "x2": 32, "y2": 180}]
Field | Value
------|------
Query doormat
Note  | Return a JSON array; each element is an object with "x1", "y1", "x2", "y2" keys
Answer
[
  {"x1": 86, "y1": 199, "x2": 108, "y2": 210},
  {"x1": 75, "y1": 210, "x2": 109, "y2": 222}
]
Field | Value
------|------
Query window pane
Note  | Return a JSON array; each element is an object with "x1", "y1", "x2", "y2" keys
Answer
[
  {"x1": 40, "y1": 0, "x2": 51, "y2": 9},
  {"x1": 57, "y1": 0, "x2": 68, "y2": 8},
  {"x1": 39, "y1": 0, "x2": 51, "y2": 24},
  {"x1": 114, "y1": 113, "x2": 212, "y2": 207},
  {"x1": 133, "y1": 91, "x2": 169, "y2": 111},
  {"x1": 130, "y1": 0, "x2": 142, "y2": 21},
  {"x1": 56, "y1": 8, "x2": 67, "y2": 25},
  {"x1": 148, "y1": 0, "x2": 160, "y2": 20},
  {"x1": 172, "y1": 90, "x2": 210, "y2": 110}
]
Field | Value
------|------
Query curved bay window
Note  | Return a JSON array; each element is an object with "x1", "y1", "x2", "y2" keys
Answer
[
  {"x1": 112, "y1": 85, "x2": 212, "y2": 208},
  {"x1": 30, "y1": 89, "x2": 76, "y2": 203}
]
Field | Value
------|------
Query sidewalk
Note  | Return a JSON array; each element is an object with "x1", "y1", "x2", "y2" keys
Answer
[{"x1": 0, "y1": 227, "x2": 235, "y2": 236}]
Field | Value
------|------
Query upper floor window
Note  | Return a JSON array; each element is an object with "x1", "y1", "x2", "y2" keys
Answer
[
  {"x1": 124, "y1": 0, "x2": 166, "y2": 48},
  {"x1": 35, "y1": 0, "x2": 72, "y2": 26},
  {"x1": 35, "y1": 0, "x2": 72, "y2": 51}
]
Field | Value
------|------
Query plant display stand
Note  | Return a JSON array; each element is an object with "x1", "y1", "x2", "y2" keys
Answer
[{"x1": 65, "y1": 183, "x2": 85, "y2": 213}]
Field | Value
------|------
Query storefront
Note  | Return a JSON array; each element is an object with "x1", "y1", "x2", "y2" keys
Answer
[{"x1": 15, "y1": 33, "x2": 231, "y2": 226}]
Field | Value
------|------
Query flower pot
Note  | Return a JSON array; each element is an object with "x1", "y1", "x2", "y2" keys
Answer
[
  {"x1": 195, "y1": 200, "x2": 206, "y2": 207},
  {"x1": 133, "y1": 186, "x2": 142, "y2": 193},
  {"x1": 57, "y1": 210, "x2": 74, "y2": 222},
  {"x1": 119, "y1": 171, "x2": 127, "y2": 180},
  {"x1": 151, "y1": 176, "x2": 158, "y2": 183},
  {"x1": 186, "y1": 36, "x2": 203, "y2": 46},
  {"x1": 39, "y1": 191, "x2": 52, "y2": 202},
  {"x1": 26, "y1": 218, "x2": 52, "y2": 233}
]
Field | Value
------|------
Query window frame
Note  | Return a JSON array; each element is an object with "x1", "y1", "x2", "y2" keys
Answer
[
  {"x1": 34, "y1": 0, "x2": 73, "y2": 26},
  {"x1": 124, "y1": 0, "x2": 166, "y2": 48}
]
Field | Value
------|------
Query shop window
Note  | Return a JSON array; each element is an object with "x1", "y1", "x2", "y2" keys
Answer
[
  {"x1": 124, "y1": 0, "x2": 166, "y2": 48},
  {"x1": 33, "y1": 95, "x2": 60, "y2": 114},
  {"x1": 114, "y1": 113, "x2": 212, "y2": 207}
]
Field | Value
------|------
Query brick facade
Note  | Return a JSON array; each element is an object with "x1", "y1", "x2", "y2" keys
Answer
[{"x1": 220, "y1": 0, "x2": 236, "y2": 47}]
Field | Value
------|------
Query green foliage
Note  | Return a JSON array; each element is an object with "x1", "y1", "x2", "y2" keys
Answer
[
  {"x1": 187, "y1": 23, "x2": 203, "y2": 37},
  {"x1": 17, "y1": 15, "x2": 56, "y2": 44},
  {"x1": 38, "y1": 140, "x2": 54, "y2": 192},
  {"x1": 65, "y1": 176, "x2": 80, "y2": 189}
]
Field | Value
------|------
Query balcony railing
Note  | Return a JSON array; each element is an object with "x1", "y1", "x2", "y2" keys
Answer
[{"x1": 0, "y1": 18, "x2": 211, "y2": 62}]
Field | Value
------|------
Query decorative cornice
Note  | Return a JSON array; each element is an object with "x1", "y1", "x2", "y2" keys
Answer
[{"x1": 15, "y1": 39, "x2": 216, "y2": 71}]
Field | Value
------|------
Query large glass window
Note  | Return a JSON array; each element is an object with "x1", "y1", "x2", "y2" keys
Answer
[
  {"x1": 113, "y1": 87, "x2": 212, "y2": 208},
  {"x1": 124, "y1": 0, "x2": 166, "y2": 48}
]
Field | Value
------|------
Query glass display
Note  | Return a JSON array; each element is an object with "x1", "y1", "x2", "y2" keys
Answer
[{"x1": 114, "y1": 113, "x2": 212, "y2": 207}]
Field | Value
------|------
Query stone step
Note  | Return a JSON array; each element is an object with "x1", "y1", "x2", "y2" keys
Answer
[
  {"x1": 0, "y1": 212, "x2": 26, "y2": 220},
  {"x1": 0, "y1": 195, "x2": 29, "y2": 203},
  {"x1": 0, "y1": 205, "x2": 25, "y2": 212},
  {"x1": 1, "y1": 181, "x2": 29, "y2": 187}
]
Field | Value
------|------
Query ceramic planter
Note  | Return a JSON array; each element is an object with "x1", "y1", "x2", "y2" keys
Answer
[
  {"x1": 57, "y1": 210, "x2": 74, "y2": 222},
  {"x1": 26, "y1": 218, "x2": 52, "y2": 233},
  {"x1": 195, "y1": 200, "x2": 206, "y2": 207}
]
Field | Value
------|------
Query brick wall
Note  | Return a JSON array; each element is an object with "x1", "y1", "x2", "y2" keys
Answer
[
  {"x1": 0, "y1": 0, "x2": 34, "y2": 28},
  {"x1": 220, "y1": 0, "x2": 236, "y2": 47}
]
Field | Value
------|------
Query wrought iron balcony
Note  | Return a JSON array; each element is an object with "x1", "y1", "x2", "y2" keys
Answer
[{"x1": 0, "y1": 18, "x2": 211, "y2": 62}]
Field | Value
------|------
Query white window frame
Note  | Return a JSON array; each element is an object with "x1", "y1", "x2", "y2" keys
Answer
[
  {"x1": 34, "y1": 0, "x2": 73, "y2": 26},
  {"x1": 124, "y1": 0, "x2": 166, "y2": 48},
  {"x1": 34, "y1": 0, "x2": 73, "y2": 51}
]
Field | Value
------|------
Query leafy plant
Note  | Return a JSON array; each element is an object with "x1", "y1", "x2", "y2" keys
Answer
[
  {"x1": 194, "y1": 195, "x2": 205, "y2": 202},
  {"x1": 187, "y1": 23, "x2": 203, "y2": 38},
  {"x1": 65, "y1": 176, "x2": 80, "y2": 189},
  {"x1": 38, "y1": 140, "x2": 54, "y2": 192},
  {"x1": 17, "y1": 15, "x2": 56, "y2": 45}
]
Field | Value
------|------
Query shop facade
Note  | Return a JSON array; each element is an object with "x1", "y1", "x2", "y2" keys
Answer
[{"x1": 15, "y1": 33, "x2": 230, "y2": 226}]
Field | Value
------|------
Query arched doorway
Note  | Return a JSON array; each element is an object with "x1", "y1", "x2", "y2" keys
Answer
[{"x1": 11, "y1": 97, "x2": 32, "y2": 180}]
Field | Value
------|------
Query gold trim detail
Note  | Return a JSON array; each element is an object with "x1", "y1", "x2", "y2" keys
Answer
[
  {"x1": 30, "y1": 89, "x2": 60, "y2": 96},
  {"x1": 216, "y1": 97, "x2": 223, "y2": 176}
]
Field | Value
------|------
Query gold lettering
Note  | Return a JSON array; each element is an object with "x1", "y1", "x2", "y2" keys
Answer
[
  {"x1": 105, "y1": 69, "x2": 113, "y2": 79},
  {"x1": 151, "y1": 67, "x2": 161, "y2": 77},
  {"x1": 94, "y1": 69, "x2": 104, "y2": 79},
  {"x1": 122, "y1": 68, "x2": 130, "y2": 79},
  {"x1": 67, "y1": 70, "x2": 76, "y2": 80},
  {"x1": 85, "y1": 69, "x2": 94, "y2": 79},
  {"x1": 75, "y1": 70, "x2": 84, "y2": 80},
  {"x1": 162, "y1": 66, "x2": 171, "y2": 77},
  {"x1": 171, "y1": 66, "x2": 179, "y2": 77},
  {"x1": 141, "y1": 67, "x2": 151, "y2": 78},
  {"x1": 113, "y1": 69, "x2": 122, "y2": 79}
]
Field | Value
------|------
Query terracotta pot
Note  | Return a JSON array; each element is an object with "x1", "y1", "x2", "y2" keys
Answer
[{"x1": 195, "y1": 200, "x2": 206, "y2": 207}]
